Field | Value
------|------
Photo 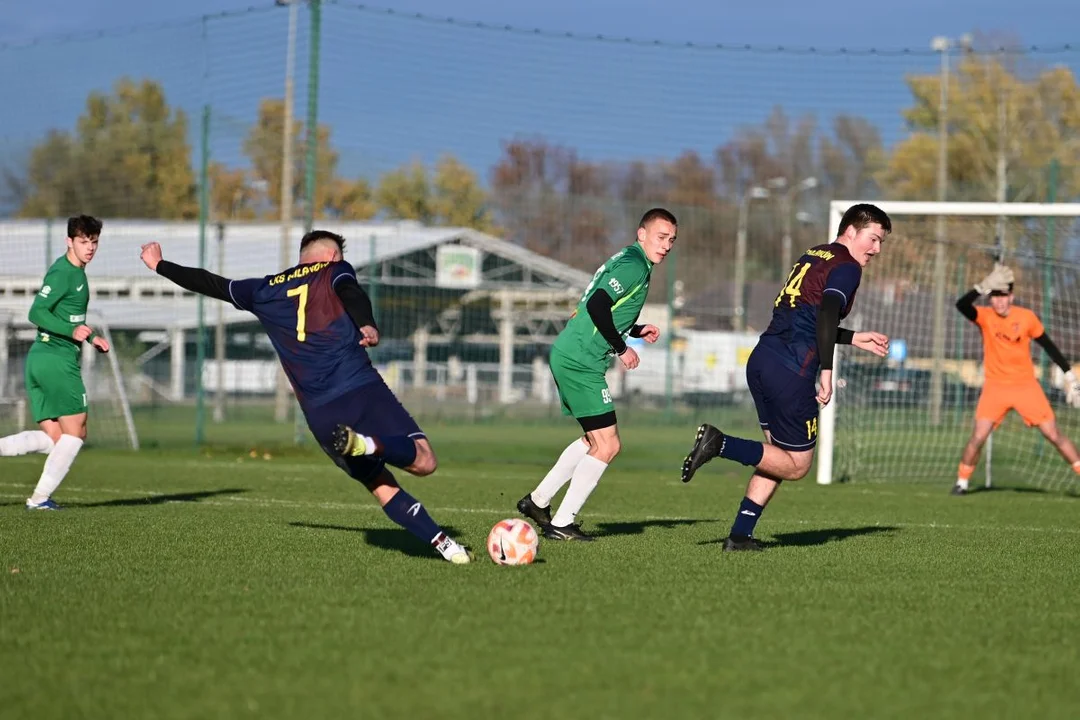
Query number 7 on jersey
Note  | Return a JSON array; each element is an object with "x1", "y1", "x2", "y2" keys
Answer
[{"x1": 287, "y1": 284, "x2": 309, "y2": 341}]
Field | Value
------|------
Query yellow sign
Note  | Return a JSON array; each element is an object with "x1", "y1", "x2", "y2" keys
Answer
[{"x1": 737, "y1": 347, "x2": 754, "y2": 365}]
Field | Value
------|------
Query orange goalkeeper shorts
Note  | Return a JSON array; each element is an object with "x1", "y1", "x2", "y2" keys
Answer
[{"x1": 975, "y1": 380, "x2": 1055, "y2": 428}]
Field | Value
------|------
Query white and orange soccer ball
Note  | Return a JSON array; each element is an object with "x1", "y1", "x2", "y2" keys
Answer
[{"x1": 487, "y1": 518, "x2": 539, "y2": 566}]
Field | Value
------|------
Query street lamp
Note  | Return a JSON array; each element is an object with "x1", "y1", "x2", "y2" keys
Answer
[
  {"x1": 769, "y1": 176, "x2": 818, "y2": 274},
  {"x1": 733, "y1": 185, "x2": 770, "y2": 331},
  {"x1": 928, "y1": 33, "x2": 971, "y2": 427},
  {"x1": 275, "y1": 0, "x2": 300, "y2": 423}
]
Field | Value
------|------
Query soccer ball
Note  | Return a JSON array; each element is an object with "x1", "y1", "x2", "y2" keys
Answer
[{"x1": 487, "y1": 518, "x2": 539, "y2": 566}]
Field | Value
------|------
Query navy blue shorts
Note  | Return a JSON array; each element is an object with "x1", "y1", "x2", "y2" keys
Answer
[
  {"x1": 303, "y1": 378, "x2": 426, "y2": 483},
  {"x1": 745, "y1": 346, "x2": 819, "y2": 452}
]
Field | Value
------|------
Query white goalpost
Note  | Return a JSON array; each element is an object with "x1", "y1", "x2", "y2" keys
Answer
[
  {"x1": 0, "y1": 313, "x2": 139, "y2": 451},
  {"x1": 818, "y1": 201, "x2": 1080, "y2": 492}
]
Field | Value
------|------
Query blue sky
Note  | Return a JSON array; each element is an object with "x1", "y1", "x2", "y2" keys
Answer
[{"x1": 1, "y1": 0, "x2": 1078, "y2": 188}]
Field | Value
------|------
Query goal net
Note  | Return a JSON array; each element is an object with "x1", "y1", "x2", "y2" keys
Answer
[
  {"x1": 818, "y1": 201, "x2": 1080, "y2": 493},
  {"x1": 0, "y1": 311, "x2": 139, "y2": 451}
]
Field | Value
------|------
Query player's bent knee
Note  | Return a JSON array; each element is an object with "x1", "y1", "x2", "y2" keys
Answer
[
  {"x1": 783, "y1": 452, "x2": 814, "y2": 481},
  {"x1": 409, "y1": 444, "x2": 438, "y2": 476}
]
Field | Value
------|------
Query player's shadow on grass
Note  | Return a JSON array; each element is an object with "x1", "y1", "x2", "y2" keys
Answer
[
  {"x1": 77, "y1": 488, "x2": 249, "y2": 508},
  {"x1": 591, "y1": 518, "x2": 716, "y2": 538},
  {"x1": 1, "y1": 488, "x2": 248, "y2": 509},
  {"x1": 289, "y1": 522, "x2": 488, "y2": 562},
  {"x1": 970, "y1": 486, "x2": 1053, "y2": 495},
  {"x1": 699, "y1": 525, "x2": 897, "y2": 548}
]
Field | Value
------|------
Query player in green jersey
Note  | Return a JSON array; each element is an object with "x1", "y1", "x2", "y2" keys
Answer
[
  {"x1": 516, "y1": 208, "x2": 676, "y2": 540},
  {"x1": 0, "y1": 215, "x2": 110, "y2": 509}
]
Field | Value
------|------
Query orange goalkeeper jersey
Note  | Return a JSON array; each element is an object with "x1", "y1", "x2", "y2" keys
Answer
[{"x1": 974, "y1": 306, "x2": 1045, "y2": 384}]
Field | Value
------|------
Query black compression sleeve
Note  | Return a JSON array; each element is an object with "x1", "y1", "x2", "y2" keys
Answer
[
  {"x1": 1034, "y1": 333, "x2": 1071, "y2": 373},
  {"x1": 334, "y1": 278, "x2": 378, "y2": 331},
  {"x1": 956, "y1": 289, "x2": 979, "y2": 322},
  {"x1": 156, "y1": 260, "x2": 232, "y2": 304},
  {"x1": 586, "y1": 290, "x2": 627, "y2": 355},
  {"x1": 837, "y1": 328, "x2": 855, "y2": 344},
  {"x1": 817, "y1": 292, "x2": 844, "y2": 371},
  {"x1": 629, "y1": 324, "x2": 646, "y2": 338}
]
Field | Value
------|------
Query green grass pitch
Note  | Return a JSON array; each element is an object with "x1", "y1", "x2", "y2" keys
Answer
[{"x1": 3, "y1": 421, "x2": 1080, "y2": 719}]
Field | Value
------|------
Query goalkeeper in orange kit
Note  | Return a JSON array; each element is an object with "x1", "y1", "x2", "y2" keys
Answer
[{"x1": 952, "y1": 263, "x2": 1080, "y2": 494}]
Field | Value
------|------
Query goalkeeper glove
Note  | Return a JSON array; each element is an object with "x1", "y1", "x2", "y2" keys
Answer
[
  {"x1": 974, "y1": 263, "x2": 1014, "y2": 295},
  {"x1": 1065, "y1": 371, "x2": 1080, "y2": 409}
]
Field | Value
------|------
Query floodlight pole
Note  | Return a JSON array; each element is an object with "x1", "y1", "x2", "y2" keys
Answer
[{"x1": 274, "y1": 0, "x2": 300, "y2": 424}]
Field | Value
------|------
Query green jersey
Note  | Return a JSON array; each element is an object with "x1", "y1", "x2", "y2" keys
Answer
[
  {"x1": 29, "y1": 255, "x2": 91, "y2": 355},
  {"x1": 554, "y1": 243, "x2": 653, "y2": 369}
]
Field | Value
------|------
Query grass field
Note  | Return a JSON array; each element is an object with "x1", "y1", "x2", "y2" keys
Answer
[{"x1": 3, "y1": 421, "x2": 1080, "y2": 719}]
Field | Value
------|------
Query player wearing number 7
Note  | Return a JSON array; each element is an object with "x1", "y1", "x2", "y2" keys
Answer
[
  {"x1": 681, "y1": 204, "x2": 892, "y2": 551},
  {"x1": 140, "y1": 231, "x2": 470, "y2": 564}
]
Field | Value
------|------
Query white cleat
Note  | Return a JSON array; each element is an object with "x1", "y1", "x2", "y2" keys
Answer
[{"x1": 434, "y1": 532, "x2": 471, "y2": 564}]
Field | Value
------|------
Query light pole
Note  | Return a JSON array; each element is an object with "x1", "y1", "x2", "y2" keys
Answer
[
  {"x1": 733, "y1": 185, "x2": 770, "y2": 331},
  {"x1": 929, "y1": 33, "x2": 971, "y2": 426},
  {"x1": 274, "y1": 0, "x2": 299, "y2": 423},
  {"x1": 768, "y1": 176, "x2": 818, "y2": 275}
]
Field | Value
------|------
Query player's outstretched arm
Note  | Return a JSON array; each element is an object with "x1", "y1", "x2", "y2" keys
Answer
[
  {"x1": 333, "y1": 277, "x2": 380, "y2": 347},
  {"x1": 141, "y1": 243, "x2": 233, "y2": 304},
  {"x1": 586, "y1": 290, "x2": 638, "y2": 369}
]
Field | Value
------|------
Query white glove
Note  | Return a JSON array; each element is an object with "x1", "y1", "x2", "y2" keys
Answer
[
  {"x1": 974, "y1": 263, "x2": 1014, "y2": 295},
  {"x1": 1065, "y1": 371, "x2": 1080, "y2": 408}
]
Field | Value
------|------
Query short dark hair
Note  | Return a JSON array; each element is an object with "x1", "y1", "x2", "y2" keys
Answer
[
  {"x1": 68, "y1": 215, "x2": 102, "y2": 239},
  {"x1": 638, "y1": 207, "x2": 678, "y2": 230},
  {"x1": 299, "y1": 229, "x2": 346, "y2": 253},
  {"x1": 990, "y1": 283, "x2": 1015, "y2": 297},
  {"x1": 837, "y1": 204, "x2": 891, "y2": 237}
]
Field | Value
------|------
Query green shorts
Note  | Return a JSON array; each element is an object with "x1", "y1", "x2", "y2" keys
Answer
[
  {"x1": 549, "y1": 346, "x2": 614, "y2": 420},
  {"x1": 25, "y1": 346, "x2": 87, "y2": 422}
]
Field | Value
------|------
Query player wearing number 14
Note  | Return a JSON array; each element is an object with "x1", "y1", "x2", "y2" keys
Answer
[
  {"x1": 681, "y1": 204, "x2": 892, "y2": 551},
  {"x1": 140, "y1": 231, "x2": 470, "y2": 564}
]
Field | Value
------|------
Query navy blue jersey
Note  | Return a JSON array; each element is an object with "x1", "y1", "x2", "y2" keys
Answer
[
  {"x1": 758, "y1": 242, "x2": 862, "y2": 378},
  {"x1": 228, "y1": 260, "x2": 376, "y2": 408}
]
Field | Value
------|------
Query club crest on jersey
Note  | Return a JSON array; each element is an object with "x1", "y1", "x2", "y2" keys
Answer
[
  {"x1": 609, "y1": 278, "x2": 624, "y2": 294},
  {"x1": 39, "y1": 285, "x2": 51, "y2": 297}
]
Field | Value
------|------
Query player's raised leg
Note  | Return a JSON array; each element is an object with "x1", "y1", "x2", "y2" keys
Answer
[
  {"x1": 333, "y1": 424, "x2": 433, "y2": 475},
  {"x1": 321, "y1": 381, "x2": 469, "y2": 563},
  {"x1": 0, "y1": 429, "x2": 55, "y2": 457},
  {"x1": 683, "y1": 348, "x2": 818, "y2": 550},
  {"x1": 330, "y1": 377, "x2": 442, "y2": 477}
]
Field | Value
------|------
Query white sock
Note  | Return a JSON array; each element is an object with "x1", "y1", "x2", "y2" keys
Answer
[
  {"x1": 956, "y1": 478, "x2": 969, "y2": 490},
  {"x1": 0, "y1": 431, "x2": 55, "y2": 457},
  {"x1": 29, "y1": 434, "x2": 83, "y2": 503},
  {"x1": 551, "y1": 454, "x2": 609, "y2": 528},
  {"x1": 531, "y1": 438, "x2": 591, "y2": 507}
]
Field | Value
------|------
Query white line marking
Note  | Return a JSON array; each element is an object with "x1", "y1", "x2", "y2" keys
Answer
[{"x1": 3, "y1": 486, "x2": 1079, "y2": 535}]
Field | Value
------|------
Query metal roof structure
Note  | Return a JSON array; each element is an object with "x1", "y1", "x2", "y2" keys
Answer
[{"x1": 0, "y1": 220, "x2": 592, "y2": 331}]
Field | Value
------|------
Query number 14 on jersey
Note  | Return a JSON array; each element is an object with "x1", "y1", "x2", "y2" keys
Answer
[{"x1": 775, "y1": 262, "x2": 810, "y2": 308}]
